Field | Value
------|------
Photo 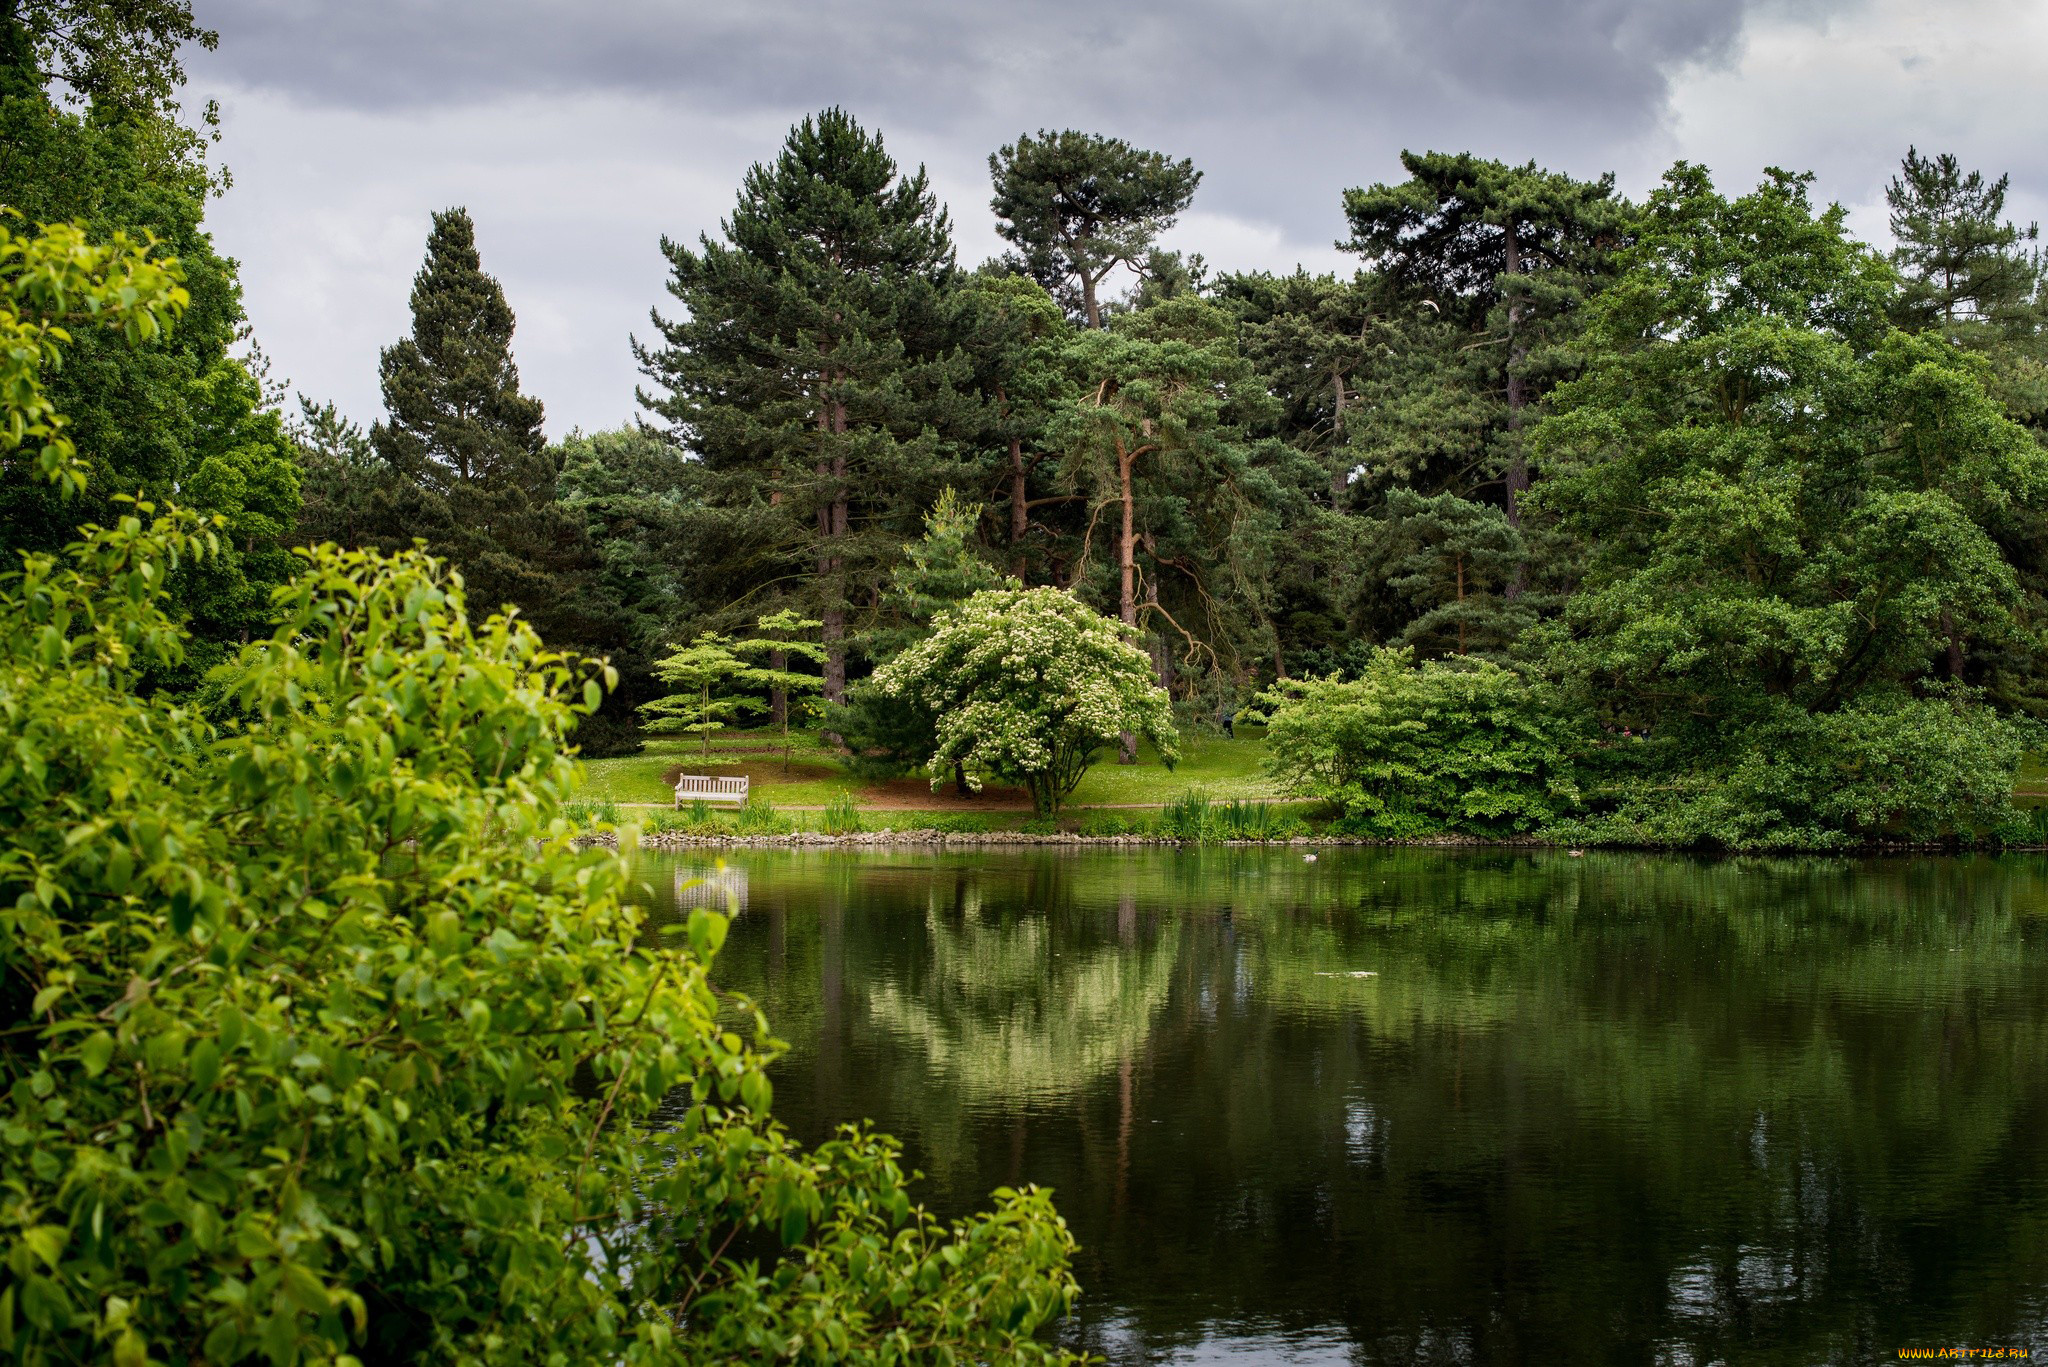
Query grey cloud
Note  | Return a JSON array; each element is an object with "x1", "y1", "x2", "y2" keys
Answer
[
  {"x1": 191, "y1": 0, "x2": 1856, "y2": 252},
  {"x1": 195, "y1": 0, "x2": 1794, "y2": 132}
]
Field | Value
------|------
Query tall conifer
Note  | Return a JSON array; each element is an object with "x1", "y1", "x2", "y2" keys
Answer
[
  {"x1": 638, "y1": 108, "x2": 976, "y2": 702},
  {"x1": 989, "y1": 130, "x2": 1201, "y2": 328},
  {"x1": 371, "y1": 208, "x2": 580, "y2": 633},
  {"x1": 1887, "y1": 147, "x2": 2041, "y2": 335},
  {"x1": 1342, "y1": 153, "x2": 1620, "y2": 557}
]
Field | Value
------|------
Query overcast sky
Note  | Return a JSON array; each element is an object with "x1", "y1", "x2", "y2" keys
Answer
[{"x1": 186, "y1": 0, "x2": 2048, "y2": 438}]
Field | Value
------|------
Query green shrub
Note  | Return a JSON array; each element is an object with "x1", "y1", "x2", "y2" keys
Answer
[
  {"x1": 1257, "y1": 648, "x2": 1582, "y2": 839},
  {"x1": 736, "y1": 793, "x2": 788, "y2": 835},
  {"x1": 821, "y1": 792, "x2": 865, "y2": 835},
  {"x1": 1557, "y1": 691, "x2": 2033, "y2": 850},
  {"x1": 1074, "y1": 811, "x2": 1144, "y2": 837},
  {"x1": 1218, "y1": 799, "x2": 1276, "y2": 840},
  {"x1": 0, "y1": 524, "x2": 1081, "y2": 1363},
  {"x1": 1158, "y1": 790, "x2": 1216, "y2": 840}
]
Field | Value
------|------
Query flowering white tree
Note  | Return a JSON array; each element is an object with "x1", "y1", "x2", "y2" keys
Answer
[{"x1": 872, "y1": 587, "x2": 1178, "y2": 814}]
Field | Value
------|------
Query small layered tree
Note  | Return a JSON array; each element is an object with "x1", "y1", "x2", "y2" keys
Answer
[
  {"x1": 641, "y1": 631, "x2": 758, "y2": 760},
  {"x1": 742, "y1": 608, "x2": 826, "y2": 771},
  {"x1": 644, "y1": 613, "x2": 826, "y2": 767},
  {"x1": 872, "y1": 587, "x2": 1177, "y2": 813}
]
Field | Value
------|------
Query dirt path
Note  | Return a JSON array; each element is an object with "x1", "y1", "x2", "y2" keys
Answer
[{"x1": 616, "y1": 799, "x2": 1309, "y2": 811}]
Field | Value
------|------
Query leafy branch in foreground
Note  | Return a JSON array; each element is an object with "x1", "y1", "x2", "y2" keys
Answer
[
  {"x1": 0, "y1": 215, "x2": 188, "y2": 494},
  {"x1": 0, "y1": 528, "x2": 1083, "y2": 1364}
]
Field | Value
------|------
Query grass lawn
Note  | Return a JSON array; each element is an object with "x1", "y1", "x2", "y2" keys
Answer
[
  {"x1": 1067, "y1": 729, "x2": 1282, "y2": 804},
  {"x1": 574, "y1": 726, "x2": 1281, "y2": 809}
]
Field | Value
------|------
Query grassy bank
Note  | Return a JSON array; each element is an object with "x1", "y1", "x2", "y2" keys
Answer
[
  {"x1": 575, "y1": 725, "x2": 1280, "y2": 810},
  {"x1": 569, "y1": 728, "x2": 2048, "y2": 849}
]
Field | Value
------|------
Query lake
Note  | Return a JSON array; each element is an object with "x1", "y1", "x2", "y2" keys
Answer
[{"x1": 623, "y1": 846, "x2": 2048, "y2": 1364}]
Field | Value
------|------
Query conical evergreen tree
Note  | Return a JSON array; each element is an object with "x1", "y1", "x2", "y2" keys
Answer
[
  {"x1": 871, "y1": 486, "x2": 1005, "y2": 657},
  {"x1": 372, "y1": 208, "x2": 583, "y2": 635},
  {"x1": 637, "y1": 108, "x2": 980, "y2": 703},
  {"x1": 374, "y1": 207, "x2": 545, "y2": 496},
  {"x1": 1379, "y1": 488, "x2": 1528, "y2": 659}
]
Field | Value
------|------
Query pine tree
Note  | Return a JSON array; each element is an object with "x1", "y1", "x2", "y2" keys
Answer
[
  {"x1": 291, "y1": 398, "x2": 385, "y2": 549},
  {"x1": 1053, "y1": 295, "x2": 1280, "y2": 757},
  {"x1": 372, "y1": 208, "x2": 586, "y2": 637},
  {"x1": 1885, "y1": 148, "x2": 2048, "y2": 431},
  {"x1": 1887, "y1": 147, "x2": 2041, "y2": 335},
  {"x1": 1380, "y1": 489, "x2": 1527, "y2": 658},
  {"x1": 638, "y1": 108, "x2": 979, "y2": 704},
  {"x1": 989, "y1": 130, "x2": 1201, "y2": 328},
  {"x1": 958, "y1": 271, "x2": 1075, "y2": 578},
  {"x1": 1342, "y1": 153, "x2": 1621, "y2": 550}
]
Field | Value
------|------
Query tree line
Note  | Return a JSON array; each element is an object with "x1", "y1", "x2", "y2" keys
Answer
[{"x1": 4, "y1": 16, "x2": 2046, "y2": 843}]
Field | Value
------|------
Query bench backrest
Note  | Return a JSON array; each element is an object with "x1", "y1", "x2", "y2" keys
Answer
[{"x1": 674, "y1": 774, "x2": 750, "y2": 800}]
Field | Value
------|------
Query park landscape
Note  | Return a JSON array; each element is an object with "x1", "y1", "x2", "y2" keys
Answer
[{"x1": 8, "y1": 1, "x2": 2048, "y2": 1363}]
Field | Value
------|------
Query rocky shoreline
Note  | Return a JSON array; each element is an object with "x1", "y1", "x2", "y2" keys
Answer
[
  {"x1": 582, "y1": 829, "x2": 1548, "y2": 850},
  {"x1": 571, "y1": 829, "x2": 2021, "y2": 854}
]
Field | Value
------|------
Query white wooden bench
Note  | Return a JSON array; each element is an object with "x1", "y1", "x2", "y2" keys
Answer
[{"x1": 675, "y1": 774, "x2": 750, "y2": 808}]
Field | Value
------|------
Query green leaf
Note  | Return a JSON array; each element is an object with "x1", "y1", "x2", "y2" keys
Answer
[
  {"x1": 280, "y1": 1262, "x2": 330, "y2": 1314},
  {"x1": 18, "y1": 1226, "x2": 65, "y2": 1270},
  {"x1": 79, "y1": 1031, "x2": 115, "y2": 1077}
]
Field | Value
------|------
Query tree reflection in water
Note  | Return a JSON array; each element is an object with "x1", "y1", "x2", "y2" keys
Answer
[{"x1": 628, "y1": 848, "x2": 2048, "y2": 1364}]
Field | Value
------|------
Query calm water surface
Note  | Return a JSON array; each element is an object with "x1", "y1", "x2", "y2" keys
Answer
[{"x1": 624, "y1": 847, "x2": 2048, "y2": 1365}]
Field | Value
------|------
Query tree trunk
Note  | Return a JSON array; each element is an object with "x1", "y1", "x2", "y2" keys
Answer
[
  {"x1": 1083, "y1": 273, "x2": 1101, "y2": 330},
  {"x1": 1502, "y1": 217, "x2": 1532, "y2": 601},
  {"x1": 1456, "y1": 554, "x2": 1467, "y2": 655},
  {"x1": 821, "y1": 402, "x2": 850, "y2": 704},
  {"x1": 1118, "y1": 439, "x2": 1138, "y2": 764},
  {"x1": 1009, "y1": 433, "x2": 1029, "y2": 577},
  {"x1": 1141, "y1": 534, "x2": 1171, "y2": 694},
  {"x1": 1330, "y1": 362, "x2": 1350, "y2": 503},
  {"x1": 1942, "y1": 609, "x2": 1965, "y2": 679}
]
